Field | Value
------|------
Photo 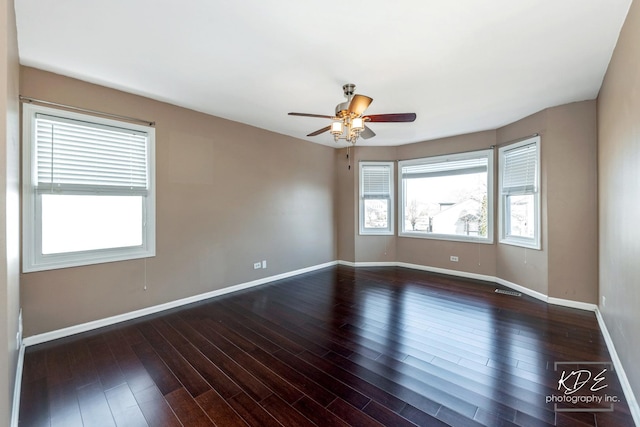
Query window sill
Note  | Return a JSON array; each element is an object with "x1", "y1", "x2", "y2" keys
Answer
[
  {"x1": 359, "y1": 230, "x2": 394, "y2": 236},
  {"x1": 499, "y1": 238, "x2": 541, "y2": 250},
  {"x1": 23, "y1": 247, "x2": 155, "y2": 273},
  {"x1": 399, "y1": 231, "x2": 493, "y2": 244}
]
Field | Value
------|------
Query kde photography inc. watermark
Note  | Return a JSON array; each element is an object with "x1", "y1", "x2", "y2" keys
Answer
[{"x1": 547, "y1": 361, "x2": 620, "y2": 413}]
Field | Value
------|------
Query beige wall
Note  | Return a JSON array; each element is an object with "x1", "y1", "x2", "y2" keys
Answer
[
  {"x1": 336, "y1": 148, "x2": 355, "y2": 262},
  {"x1": 598, "y1": 0, "x2": 640, "y2": 405},
  {"x1": 496, "y1": 109, "x2": 550, "y2": 295},
  {"x1": 20, "y1": 67, "x2": 337, "y2": 336},
  {"x1": 546, "y1": 101, "x2": 598, "y2": 302},
  {"x1": 337, "y1": 102, "x2": 598, "y2": 304},
  {"x1": 496, "y1": 101, "x2": 599, "y2": 302},
  {"x1": 0, "y1": 0, "x2": 20, "y2": 424},
  {"x1": 353, "y1": 146, "x2": 398, "y2": 263}
]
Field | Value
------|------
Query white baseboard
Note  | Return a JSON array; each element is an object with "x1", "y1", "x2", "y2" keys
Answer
[
  {"x1": 337, "y1": 260, "x2": 395, "y2": 267},
  {"x1": 10, "y1": 344, "x2": 25, "y2": 427},
  {"x1": 548, "y1": 296, "x2": 598, "y2": 312},
  {"x1": 396, "y1": 261, "x2": 496, "y2": 283},
  {"x1": 22, "y1": 261, "x2": 338, "y2": 347},
  {"x1": 341, "y1": 260, "x2": 598, "y2": 312},
  {"x1": 339, "y1": 260, "x2": 497, "y2": 284},
  {"x1": 595, "y1": 309, "x2": 640, "y2": 426},
  {"x1": 494, "y1": 277, "x2": 548, "y2": 302}
]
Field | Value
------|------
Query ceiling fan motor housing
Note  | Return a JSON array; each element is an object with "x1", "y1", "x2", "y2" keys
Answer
[
  {"x1": 335, "y1": 101, "x2": 351, "y2": 118},
  {"x1": 336, "y1": 83, "x2": 357, "y2": 118}
]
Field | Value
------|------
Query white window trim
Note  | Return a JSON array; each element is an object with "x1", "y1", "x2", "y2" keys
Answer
[
  {"x1": 498, "y1": 136, "x2": 541, "y2": 250},
  {"x1": 22, "y1": 103, "x2": 156, "y2": 272},
  {"x1": 359, "y1": 161, "x2": 394, "y2": 236},
  {"x1": 398, "y1": 150, "x2": 494, "y2": 244}
]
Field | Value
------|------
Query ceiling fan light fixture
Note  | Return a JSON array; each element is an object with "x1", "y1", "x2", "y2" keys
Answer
[
  {"x1": 351, "y1": 117, "x2": 364, "y2": 131},
  {"x1": 330, "y1": 121, "x2": 343, "y2": 135}
]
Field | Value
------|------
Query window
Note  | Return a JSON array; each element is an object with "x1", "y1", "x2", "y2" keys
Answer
[
  {"x1": 399, "y1": 150, "x2": 494, "y2": 243},
  {"x1": 359, "y1": 162, "x2": 394, "y2": 235},
  {"x1": 22, "y1": 103, "x2": 155, "y2": 272},
  {"x1": 499, "y1": 136, "x2": 540, "y2": 249}
]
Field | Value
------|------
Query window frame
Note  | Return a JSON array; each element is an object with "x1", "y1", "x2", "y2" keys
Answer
[
  {"x1": 398, "y1": 150, "x2": 494, "y2": 244},
  {"x1": 22, "y1": 103, "x2": 156, "y2": 272},
  {"x1": 498, "y1": 136, "x2": 541, "y2": 249},
  {"x1": 359, "y1": 161, "x2": 394, "y2": 236}
]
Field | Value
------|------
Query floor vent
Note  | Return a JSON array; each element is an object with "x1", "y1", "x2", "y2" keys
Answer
[{"x1": 495, "y1": 289, "x2": 522, "y2": 297}]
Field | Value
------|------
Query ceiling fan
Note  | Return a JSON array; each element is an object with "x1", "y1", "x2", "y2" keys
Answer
[{"x1": 288, "y1": 83, "x2": 416, "y2": 144}]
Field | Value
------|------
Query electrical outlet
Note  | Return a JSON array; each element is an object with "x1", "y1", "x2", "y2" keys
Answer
[
  {"x1": 262, "y1": 260, "x2": 267, "y2": 269},
  {"x1": 253, "y1": 262, "x2": 261, "y2": 269},
  {"x1": 450, "y1": 256, "x2": 459, "y2": 262},
  {"x1": 602, "y1": 296, "x2": 606, "y2": 307}
]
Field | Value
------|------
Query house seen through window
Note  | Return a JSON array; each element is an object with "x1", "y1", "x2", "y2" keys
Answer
[{"x1": 399, "y1": 150, "x2": 494, "y2": 243}]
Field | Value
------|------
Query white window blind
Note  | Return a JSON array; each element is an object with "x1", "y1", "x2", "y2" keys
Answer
[
  {"x1": 362, "y1": 164, "x2": 391, "y2": 198},
  {"x1": 35, "y1": 113, "x2": 149, "y2": 195},
  {"x1": 401, "y1": 157, "x2": 488, "y2": 179},
  {"x1": 501, "y1": 142, "x2": 538, "y2": 195}
]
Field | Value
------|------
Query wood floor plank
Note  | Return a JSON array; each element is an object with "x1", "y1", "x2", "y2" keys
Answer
[
  {"x1": 195, "y1": 389, "x2": 250, "y2": 427},
  {"x1": 292, "y1": 396, "x2": 351, "y2": 427},
  {"x1": 102, "y1": 336, "x2": 156, "y2": 396},
  {"x1": 324, "y1": 350, "x2": 456, "y2": 418},
  {"x1": 326, "y1": 398, "x2": 385, "y2": 427},
  {"x1": 297, "y1": 319, "x2": 382, "y2": 359},
  {"x1": 76, "y1": 382, "x2": 116, "y2": 427},
  {"x1": 65, "y1": 340, "x2": 99, "y2": 389},
  {"x1": 136, "y1": 322, "x2": 211, "y2": 398},
  {"x1": 297, "y1": 350, "x2": 408, "y2": 413},
  {"x1": 248, "y1": 346, "x2": 337, "y2": 407},
  {"x1": 272, "y1": 348, "x2": 372, "y2": 410},
  {"x1": 400, "y1": 404, "x2": 452, "y2": 427},
  {"x1": 226, "y1": 299, "x2": 325, "y2": 355},
  {"x1": 21, "y1": 348, "x2": 47, "y2": 384},
  {"x1": 130, "y1": 340, "x2": 182, "y2": 397},
  {"x1": 164, "y1": 387, "x2": 215, "y2": 426},
  {"x1": 227, "y1": 391, "x2": 283, "y2": 427},
  {"x1": 260, "y1": 394, "x2": 316, "y2": 427},
  {"x1": 168, "y1": 316, "x2": 274, "y2": 401},
  {"x1": 362, "y1": 399, "x2": 419, "y2": 427},
  {"x1": 154, "y1": 318, "x2": 243, "y2": 399},
  {"x1": 19, "y1": 265, "x2": 636, "y2": 427},
  {"x1": 104, "y1": 383, "x2": 149, "y2": 427},
  {"x1": 132, "y1": 385, "x2": 182, "y2": 427},
  {"x1": 86, "y1": 336, "x2": 127, "y2": 391},
  {"x1": 370, "y1": 352, "x2": 542, "y2": 421},
  {"x1": 19, "y1": 377, "x2": 50, "y2": 427},
  {"x1": 196, "y1": 318, "x2": 304, "y2": 404},
  {"x1": 45, "y1": 345, "x2": 73, "y2": 386},
  {"x1": 204, "y1": 308, "x2": 283, "y2": 353},
  {"x1": 48, "y1": 379, "x2": 83, "y2": 427}
]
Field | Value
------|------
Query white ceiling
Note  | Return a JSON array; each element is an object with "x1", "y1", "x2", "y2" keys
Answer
[{"x1": 14, "y1": 0, "x2": 631, "y2": 147}]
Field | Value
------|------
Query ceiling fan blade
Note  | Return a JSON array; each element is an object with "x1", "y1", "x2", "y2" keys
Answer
[
  {"x1": 348, "y1": 94, "x2": 373, "y2": 115},
  {"x1": 307, "y1": 125, "x2": 331, "y2": 137},
  {"x1": 365, "y1": 113, "x2": 417, "y2": 123},
  {"x1": 361, "y1": 126, "x2": 376, "y2": 139},
  {"x1": 289, "y1": 112, "x2": 335, "y2": 119}
]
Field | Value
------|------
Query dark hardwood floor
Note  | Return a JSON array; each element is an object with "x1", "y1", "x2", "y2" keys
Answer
[{"x1": 18, "y1": 266, "x2": 635, "y2": 426}]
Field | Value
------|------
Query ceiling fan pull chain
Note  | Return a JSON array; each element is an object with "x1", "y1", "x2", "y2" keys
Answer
[{"x1": 347, "y1": 146, "x2": 351, "y2": 170}]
